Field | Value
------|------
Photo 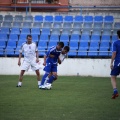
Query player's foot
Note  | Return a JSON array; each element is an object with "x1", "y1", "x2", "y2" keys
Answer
[
  {"x1": 111, "y1": 93, "x2": 119, "y2": 99},
  {"x1": 39, "y1": 85, "x2": 46, "y2": 89},
  {"x1": 16, "y1": 85, "x2": 21, "y2": 87}
]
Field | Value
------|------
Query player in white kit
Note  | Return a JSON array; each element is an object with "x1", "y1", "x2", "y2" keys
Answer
[{"x1": 17, "y1": 35, "x2": 41, "y2": 87}]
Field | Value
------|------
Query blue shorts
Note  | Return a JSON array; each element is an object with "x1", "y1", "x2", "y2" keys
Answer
[
  {"x1": 44, "y1": 62, "x2": 57, "y2": 73},
  {"x1": 110, "y1": 65, "x2": 120, "y2": 76}
]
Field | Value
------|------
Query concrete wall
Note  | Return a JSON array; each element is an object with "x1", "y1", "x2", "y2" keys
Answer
[
  {"x1": 69, "y1": 0, "x2": 120, "y2": 6},
  {"x1": 0, "y1": 58, "x2": 113, "y2": 77}
]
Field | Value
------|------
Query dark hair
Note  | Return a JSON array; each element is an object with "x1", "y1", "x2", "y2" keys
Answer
[
  {"x1": 57, "y1": 42, "x2": 64, "y2": 48},
  {"x1": 117, "y1": 30, "x2": 120, "y2": 38},
  {"x1": 64, "y1": 46, "x2": 70, "y2": 52},
  {"x1": 27, "y1": 34, "x2": 32, "y2": 39}
]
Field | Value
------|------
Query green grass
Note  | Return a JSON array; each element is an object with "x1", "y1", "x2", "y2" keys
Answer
[{"x1": 0, "y1": 75, "x2": 120, "y2": 120}]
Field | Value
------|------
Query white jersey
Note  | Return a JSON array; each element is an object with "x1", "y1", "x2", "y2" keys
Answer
[
  {"x1": 59, "y1": 53, "x2": 67, "y2": 63},
  {"x1": 19, "y1": 42, "x2": 38, "y2": 62}
]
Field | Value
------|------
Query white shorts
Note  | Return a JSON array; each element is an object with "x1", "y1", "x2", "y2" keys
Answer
[{"x1": 21, "y1": 60, "x2": 40, "y2": 71}]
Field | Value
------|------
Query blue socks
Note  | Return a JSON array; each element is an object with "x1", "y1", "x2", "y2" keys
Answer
[
  {"x1": 47, "y1": 75, "x2": 56, "y2": 84},
  {"x1": 40, "y1": 73, "x2": 49, "y2": 85},
  {"x1": 113, "y1": 88, "x2": 118, "y2": 94}
]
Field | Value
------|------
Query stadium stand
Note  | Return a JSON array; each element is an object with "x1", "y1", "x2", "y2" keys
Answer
[{"x1": 0, "y1": 13, "x2": 118, "y2": 58}]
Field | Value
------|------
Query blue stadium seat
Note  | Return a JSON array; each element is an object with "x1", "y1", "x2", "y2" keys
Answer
[
  {"x1": 70, "y1": 34, "x2": 80, "y2": 42},
  {"x1": 24, "y1": 15, "x2": 33, "y2": 22},
  {"x1": 33, "y1": 22, "x2": 42, "y2": 28},
  {"x1": 9, "y1": 34, "x2": 18, "y2": 42},
  {"x1": 10, "y1": 28, "x2": 20, "y2": 35},
  {"x1": 69, "y1": 41, "x2": 78, "y2": 49},
  {"x1": 51, "y1": 28, "x2": 61, "y2": 35},
  {"x1": 14, "y1": 47, "x2": 20, "y2": 56},
  {"x1": 39, "y1": 34, "x2": 49, "y2": 41},
  {"x1": 0, "y1": 41, "x2": 6, "y2": 49},
  {"x1": 88, "y1": 48, "x2": 98, "y2": 57},
  {"x1": 0, "y1": 49, "x2": 4, "y2": 56},
  {"x1": 94, "y1": 16, "x2": 103, "y2": 23},
  {"x1": 38, "y1": 47, "x2": 46, "y2": 57},
  {"x1": 63, "y1": 22, "x2": 72, "y2": 29},
  {"x1": 103, "y1": 22, "x2": 113, "y2": 30},
  {"x1": 38, "y1": 40, "x2": 47, "y2": 48},
  {"x1": 104, "y1": 16, "x2": 114, "y2": 23},
  {"x1": 64, "y1": 16, "x2": 73, "y2": 23},
  {"x1": 0, "y1": 33, "x2": 8, "y2": 41},
  {"x1": 44, "y1": 15, "x2": 53, "y2": 22},
  {"x1": 89, "y1": 41, "x2": 99, "y2": 49},
  {"x1": 83, "y1": 23, "x2": 92, "y2": 29},
  {"x1": 92, "y1": 28, "x2": 102, "y2": 36},
  {"x1": 43, "y1": 22, "x2": 52, "y2": 28},
  {"x1": 82, "y1": 29, "x2": 91, "y2": 35},
  {"x1": 0, "y1": 15, "x2": 3, "y2": 23},
  {"x1": 4, "y1": 15, "x2": 13, "y2": 22},
  {"x1": 60, "y1": 34, "x2": 69, "y2": 42},
  {"x1": 90, "y1": 35, "x2": 100, "y2": 42},
  {"x1": 21, "y1": 28, "x2": 30, "y2": 34},
  {"x1": 71, "y1": 29, "x2": 81, "y2": 35},
  {"x1": 61, "y1": 28, "x2": 71, "y2": 35},
  {"x1": 114, "y1": 22, "x2": 120, "y2": 30},
  {"x1": 112, "y1": 29, "x2": 118, "y2": 35},
  {"x1": 98, "y1": 47, "x2": 109, "y2": 57},
  {"x1": 0, "y1": 27, "x2": 9, "y2": 34},
  {"x1": 19, "y1": 34, "x2": 27, "y2": 41},
  {"x1": 74, "y1": 16, "x2": 83, "y2": 23},
  {"x1": 6, "y1": 41, "x2": 16, "y2": 49},
  {"x1": 73, "y1": 22, "x2": 82, "y2": 29},
  {"x1": 101, "y1": 35, "x2": 111, "y2": 42},
  {"x1": 31, "y1": 28, "x2": 40, "y2": 35},
  {"x1": 53, "y1": 22, "x2": 62, "y2": 29},
  {"x1": 48, "y1": 41, "x2": 58, "y2": 48},
  {"x1": 17, "y1": 40, "x2": 26, "y2": 48},
  {"x1": 79, "y1": 41, "x2": 88, "y2": 49},
  {"x1": 31, "y1": 34, "x2": 39, "y2": 42},
  {"x1": 78, "y1": 48, "x2": 87, "y2": 57},
  {"x1": 80, "y1": 35, "x2": 90, "y2": 42},
  {"x1": 34, "y1": 15, "x2": 43, "y2": 22},
  {"x1": 84, "y1": 16, "x2": 93, "y2": 23},
  {"x1": 49, "y1": 34, "x2": 59, "y2": 42},
  {"x1": 54, "y1": 15, "x2": 63, "y2": 22},
  {"x1": 2, "y1": 22, "x2": 12, "y2": 28},
  {"x1": 102, "y1": 29, "x2": 112, "y2": 36},
  {"x1": 13, "y1": 22, "x2": 22, "y2": 28},
  {"x1": 5, "y1": 48, "x2": 15, "y2": 56},
  {"x1": 68, "y1": 48, "x2": 77, "y2": 57},
  {"x1": 14, "y1": 15, "x2": 23, "y2": 22},
  {"x1": 100, "y1": 41, "x2": 110, "y2": 49},
  {"x1": 41, "y1": 28, "x2": 51, "y2": 35},
  {"x1": 93, "y1": 22, "x2": 103, "y2": 29},
  {"x1": 22, "y1": 22, "x2": 32, "y2": 28},
  {"x1": 111, "y1": 35, "x2": 117, "y2": 42}
]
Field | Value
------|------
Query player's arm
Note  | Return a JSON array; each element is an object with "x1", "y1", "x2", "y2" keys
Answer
[
  {"x1": 110, "y1": 42, "x2": 116, "y2": 69},
  {"x1": 58, "y1": 57, "x2": 62, "y2": 64},
  {"x1": 18, "y1": 53, "x2": 22, "y2": 66},
  {"x1": 43, "y1": 55, "x2": 47, "y2": 66},
  {"x1": 110, "y1": 52, "x2": 116, "y2": 69},
  {"x1": 36, "y1": 51, "x2": 39, "y2": 63}
]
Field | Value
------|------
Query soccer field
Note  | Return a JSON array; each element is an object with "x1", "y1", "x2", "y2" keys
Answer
[{"x1": 0, "y1": 75, "x2": 120, "y2": 120}]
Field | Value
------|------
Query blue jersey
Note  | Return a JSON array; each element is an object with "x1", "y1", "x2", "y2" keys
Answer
[
  {"x1": 112, "y1": 40, "x2": 120, "y2": 66},
  {"x1": 45, "y1": 46, "x2": 62, "y2": 64}
]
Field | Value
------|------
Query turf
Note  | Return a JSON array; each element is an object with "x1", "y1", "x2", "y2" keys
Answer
[{"x1": 0, "y1": 75, "x2": 120, "y2": 120}]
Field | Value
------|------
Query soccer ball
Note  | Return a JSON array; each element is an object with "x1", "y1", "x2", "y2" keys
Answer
[{"x1": 45, "y1": 83, "x2": 52, "y2": 90}]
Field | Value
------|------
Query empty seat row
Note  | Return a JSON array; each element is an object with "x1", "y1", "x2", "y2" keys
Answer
[{"x1": 0, "y1": 15, "x2": 114, "y2": 23}]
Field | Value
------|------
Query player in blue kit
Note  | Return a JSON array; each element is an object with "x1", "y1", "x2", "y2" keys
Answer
[
  {"x1": 110, "y1": 30, "x2": 120, "y2": 99},
  {"x1": 39, "y1": 42, "x2": 64, "y2": 89}
]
